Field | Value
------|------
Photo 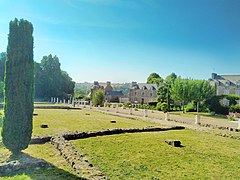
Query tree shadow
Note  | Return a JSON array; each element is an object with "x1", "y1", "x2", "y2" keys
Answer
[{"x1": 0, "y1": 152, "x2": 86, "y2": 180}]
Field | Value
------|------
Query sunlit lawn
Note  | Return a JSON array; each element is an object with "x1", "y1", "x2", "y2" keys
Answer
[
  {"x1": 0, "y1": 143, "x2": 82, "y2": 180},
  {"x1": 72, "y1": 129, "x2": 240, "y2": 179},
  {"x1": 0, "y1": 107, "x2": 160, "y2": 179},
  {"x1": 32, "y1": 109, "x2": 160, "y2": 136},
  {"x1": 1, "y1": 107, "x2": 240, "y2": 179}
]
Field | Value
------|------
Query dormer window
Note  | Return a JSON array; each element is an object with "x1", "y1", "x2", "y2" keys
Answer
[
  {"x1": 142, "y1": 86, "x2": 147, "y2": 90},
  {"x1": 236, "y1": 81, "x2": 240, "y2": 88},
  {"x1": 150, "y1": 86, "x2": 156, "y2": 91},
  {"x1": 225, "y1": 81, "x2": 230, "y2": 87}
]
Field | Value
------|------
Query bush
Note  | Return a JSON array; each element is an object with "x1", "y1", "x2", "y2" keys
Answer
[
  {"x1": 226, "y1": 94, "x2": 239, "y2": 106},
  {"x1": 147, "y1": 101, "x2": 158, "y2": 107},
  {"x1": 185, "y1": 101, "x2": 210, "y2": 113},
  {"x1": 172, "y1": 105, "x2": 181, "y2": 111},
  {"x1": 185, "y1": 102, "x2": 196, "y2": 112},
  {"x1": 92, "y1": 90, "x2": 104, "y2": 106},
  {"x1": 205, "y1": 95, "x2": 229, "y2": 115},
  {"x1": 156, "y1": 102, "x2": 168, "y2": 112},
  {"x1": 229, "y1": 104, "x2": 240, "y2": 113}
]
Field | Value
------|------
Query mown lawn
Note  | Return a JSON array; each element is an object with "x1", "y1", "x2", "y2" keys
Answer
[
  {"x1": 0, "y1": 107, "x2": 159, "y2": 179},
  {"x1": 0, "y1": 143, "x2": 83, "y2": 180},
  {"x1": 72, "y1": 129, "x2": 240, "y2": 179},
  {"x1": 32, "y1": 109, "x2": 160, "y2": 136}
]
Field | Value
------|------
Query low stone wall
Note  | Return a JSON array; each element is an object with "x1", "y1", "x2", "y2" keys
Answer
[
  {"x1": 50, "y1": 136, "x2": 106, "y2": 180},
  {"x1": 63, "y1": 126, "x2": 184, "y2": 140},
  {"x1": 31, "y1": 126, "x2": 185, "y2": 144}
]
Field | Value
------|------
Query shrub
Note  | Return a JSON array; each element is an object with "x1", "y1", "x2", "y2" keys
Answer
[
  {"x1": 156, "y1": 102, "x2": 168, "y2": 112},
  {"x1": 226, "y1": 94, "x2": 239, "y2": 106},
  {"x1": 229, "y1": 104, "x2": 240, "y2": 113},
  {"x1": 205, "y1": 95, "x2": 229, "y2": 115},
  {"x1": 147, "y1": 101, "x2": 158, "y2": 107},
  {"x1": 92, "y1": 90, "x2": 104, "y2": 106},
  {"x1": 185, "y1": 102, "x2": 196, "y2": 112}
]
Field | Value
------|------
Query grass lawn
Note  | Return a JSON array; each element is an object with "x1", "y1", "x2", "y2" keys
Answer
[
  {"x1": 72, "y1": 129, "x2": 240, "y2": 179},
  {"x1": 0, "y1": 108, "x2": 160, "y2": 179},
  {"x1": 0, "y1": 143, "x2": 83, "y2": 180},
  {"x1": 32, "y1": 109, "x2": 160, "y2": 136},
  {"x1": 1, "y1": 107, "x2": 240, "y2": 179}
]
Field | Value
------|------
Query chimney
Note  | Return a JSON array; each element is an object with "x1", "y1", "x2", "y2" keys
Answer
[{"x1": 212, "y1": 73, "x2": 217, "y2": 80}]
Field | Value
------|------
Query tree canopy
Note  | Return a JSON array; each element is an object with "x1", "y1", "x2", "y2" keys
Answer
[
  {"x1": 35, "y1": 54, "x2": 75, "y2": 100},
  {"x1": 147, "y1": 72, "x2": 163, "y2": 84},
  {"x1": 2, "y1": 18, "x2": 34, "y2": 154}
]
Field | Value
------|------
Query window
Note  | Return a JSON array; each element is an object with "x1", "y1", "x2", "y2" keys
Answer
[
  {"x1": 150, "y1": 92, "x2": 153, "y2": 97},
  {"x1": 236, "y1": 90, "x2": 240, "y2": 96},
  {"x1": 141, "y1": 92, "x2": 144, "y2": 96},
  {"x1": 224, "y1": 89, "x2": 229, "y2": 95},
  {"x1": 225, "y1": 81, "x2": 230, "y2": 87},
  {"x1": 236, "y1": 81, "x2": 240, "y2": 88}
]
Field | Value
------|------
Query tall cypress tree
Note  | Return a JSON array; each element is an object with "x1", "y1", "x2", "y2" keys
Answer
[{"x1": 2, "y1": 18, "x2": 34, "y2": 155}]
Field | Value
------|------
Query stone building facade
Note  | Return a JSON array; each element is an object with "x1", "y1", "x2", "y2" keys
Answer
[
  {"x1": 90, "y1": 81, "x2": 124, "y2": 103},
  {"x1": 209, "y1": 73, "x2": 240, "y2": 96},
  {"x1": 129, "y1": 82, "x2": 159, "y2": 104}
]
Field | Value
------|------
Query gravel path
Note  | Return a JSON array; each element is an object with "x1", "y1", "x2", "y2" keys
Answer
[{"x1": 81, "y1": 105, "x2": 240, "y2": 139}]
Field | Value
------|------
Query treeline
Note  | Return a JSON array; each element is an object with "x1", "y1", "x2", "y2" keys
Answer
[{"x1": 0, "y1": 52, "x2": 75, "y2": 100}]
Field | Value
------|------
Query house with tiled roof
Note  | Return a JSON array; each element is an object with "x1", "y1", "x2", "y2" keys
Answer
[
  {"x1": 209, "y1": 73, "x2": 240, "y2": 96},
  {"x1": 129, "y1": 82, "x2": 161, "y2": 104},
  {"x1": 90, "y1": 81, "x2": 124, "y2": 103}
]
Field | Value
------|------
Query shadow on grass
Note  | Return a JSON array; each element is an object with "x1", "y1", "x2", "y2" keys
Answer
[{"x1": 0, "y1": 152, "x2": 86, "y2": 180}]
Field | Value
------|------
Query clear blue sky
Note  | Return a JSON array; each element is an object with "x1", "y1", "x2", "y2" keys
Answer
[{"x1": 0, "y1": 0, "x2": 240, "y2": 83}]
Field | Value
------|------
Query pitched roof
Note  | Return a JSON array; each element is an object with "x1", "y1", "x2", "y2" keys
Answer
[
  {"x1": 212, "y1": 74, "x2": 240, "y2": 85},
  {"x1": 106, "y1": 91, "x2": 124, "y2": 96},
  {"x1": 131, "y1": 83, "x2": 159, "y2": 90}
]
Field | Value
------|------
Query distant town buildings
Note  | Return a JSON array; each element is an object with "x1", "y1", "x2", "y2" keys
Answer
[
  {"x1": 90, "y1": 81, "x2": 159, "y2": 104},
  {"x1": 90, "y1": 81, "x2": 124, "y2": 103},
  {"x1": 210, "y1": 73, "x2": 240, "y2": 96}
]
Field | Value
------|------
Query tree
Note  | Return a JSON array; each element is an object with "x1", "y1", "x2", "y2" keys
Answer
[
  {"x1": 170, "y1": 78, "x2": 192, "y2": 112},
  {"x1": 2, "y1": 18, "x2": 34, "y2": 155},
  {"x1": 147, "y1": 72, "x2": 163, "y2": 84},
  {"x1": 157, "y1": 73, "x2": 177, "y2": 111},
  {"x1": 165, "y1": 72, "x2": 177, "y2": 84},
  {"x1": 0, "y1": 52, "x2": 6, "y2": 81},
  {"x1": 92, "y1": 90, "x2": 105, "y2": 106},
  {"x1": 191, "y1": 80, "x2": 215, "y2": 112},
  {"x1": 34, "y1": 55, "x2": 75, "y2": 100}
]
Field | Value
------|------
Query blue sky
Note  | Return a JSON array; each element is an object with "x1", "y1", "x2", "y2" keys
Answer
[{"x1": 0, "y1": 0, "x2": 240, "y2": 83}]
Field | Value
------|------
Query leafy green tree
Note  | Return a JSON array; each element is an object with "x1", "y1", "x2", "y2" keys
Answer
[
  {"x1": 191, "y1": 80, "x2": 215, "y2": 112},
  {"x1": 165, "y1": 72, "x2": 177, "y2": 84},
  {"x1": 2, "y1": 19, "x2": 34, "y2": 155},
  {"x1": 147, "y1": 72, "x2": 163, "y2": 84},
  {"x1": 0, "y1": 52, "x2": 6, "y2": 81},
  {"x1": 60, "y1": 70, "x2": 75, "y2": 98},
  {"x1": 157, "y1": 73, "x2": 177, "y2": 111},
  {"x1": 35, "y1": 55, "x2": 75, "y2": 100},
  {"x1": 171, "y1": 78, "x2": 192, "y2": 112},
  {"x1": 92, "y1": 90, "x2": 105, "y2": 106}
]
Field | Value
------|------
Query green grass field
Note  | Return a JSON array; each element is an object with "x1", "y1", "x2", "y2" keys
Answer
[
  {"x1": 72, "y1": 129, "x2": 240, "y2": 179},
  {"x1": 0, "y1": 107, "x2": 240, "y2": 179},
  {"x1": 32, "y1": 109, "x2": 160, "y2": 136}
]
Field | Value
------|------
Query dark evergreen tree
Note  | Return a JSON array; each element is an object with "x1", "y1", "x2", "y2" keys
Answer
[{"x1": 2, "y1": 18, "x2": 34, "y2": 155}]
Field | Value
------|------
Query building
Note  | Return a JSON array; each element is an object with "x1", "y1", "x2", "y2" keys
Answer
[
  {"x1": 90, "y1": 81, "x2": 124, "y2": 103},
  {"x1": 129, "y1": 82, "x2": 159, "y2": 104},
  {"x1": 209, "y1": 73, "x2": 240, "y2": 96}
]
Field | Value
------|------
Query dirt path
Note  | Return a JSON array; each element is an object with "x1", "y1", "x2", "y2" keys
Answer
[{"x1": 83, "y1": 106, "x2": 240, "y2": 140}]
